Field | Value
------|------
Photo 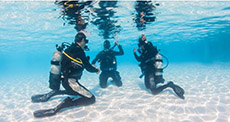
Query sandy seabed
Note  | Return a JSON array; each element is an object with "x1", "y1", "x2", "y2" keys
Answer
[{"x1": 0, "y1": 63, "x2": 230, "y2": 122}]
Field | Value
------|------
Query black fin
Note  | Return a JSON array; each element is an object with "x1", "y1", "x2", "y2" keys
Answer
[
  {"x1": 31, "y1": 90, "x2": 67, "y2": 103},
  {"x1": 31, "y1": 90, "x2": 56, "y2": 103},
  {"x1": 168, "y1": 81, "x2": 185, "y2": 99},
  {"x1": 34, "y1": 108, "x2": 57, "y2": 118},
  {"x1": 172, "y1": 84, "x2": 185, "y2": 99},
  {"x1": 33, "y1": 97, "x2": 73, "y2": 118}
]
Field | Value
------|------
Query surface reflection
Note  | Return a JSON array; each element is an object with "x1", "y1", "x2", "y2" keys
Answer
[
  {"x1": 55, "y1": 0, "x2": 93, "y2": 32},
  {"x1": 90, "y1": 1, "x2": 121, "y2": 39},
  {"x1": 133, "y1": 0, "x2": 159, "y2": 31}
]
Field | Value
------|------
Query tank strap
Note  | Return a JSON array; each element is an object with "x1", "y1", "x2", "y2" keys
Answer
[
  {"x1": 155, "y1": 59, "x2": 163, "y2": 62},
  {"x1": 51, "y1": 61, "x2": 60, "y2": 65},
  {"x1": 63, "y1": 51, "x2": 83, "y2": 64}
]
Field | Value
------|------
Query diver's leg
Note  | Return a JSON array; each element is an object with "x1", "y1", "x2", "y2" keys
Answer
[
  {"x1": 150, "y1": 83, "x2": 170, "y2": 95},
  {"x1": 149, "y1": 73, "x2": 170, "y2": 95},
  {"x1": 99, "y1": 72, "x2": 109, "y2": 88},
  {"x1": 111, "y1": 71, "x2": 122, "y2": 87},
  {"x1": 155, "y1": 75, "x2": 165, "y2": 84},
  {"x1": 144, "y1": 72, "x2": 150, "y2": 89},
  {"x1": 34, "y1": 78, "x2": 96, "y2": 118},
  {"x1": 33, "y1": 95, "x2": 96, "y2": 118}
]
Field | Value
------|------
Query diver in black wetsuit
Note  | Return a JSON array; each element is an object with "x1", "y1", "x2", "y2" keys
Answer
[
  {"x1": 91, "y1": 40, "x2": 124, "y2": 88},
  {"x1": 134, "y1": 34, "x2": 185, "y2": 99},
  {"x1": 31, "y1": 32, "x2": 100, "y2": 118}
]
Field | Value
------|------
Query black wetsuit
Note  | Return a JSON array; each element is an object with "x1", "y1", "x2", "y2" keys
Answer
[
  {"x1": 32, "y1": 43, "x2": 99, "y2": 118},
  {"x1": 134, "y1": 42, "x2": 168, "y2": 94},
  {"x1": 61, "y1": 43, "x2": 98, "y2": 102},
  {"x1": 92, "y1": 45, "x2": 124, "y2": 88}
]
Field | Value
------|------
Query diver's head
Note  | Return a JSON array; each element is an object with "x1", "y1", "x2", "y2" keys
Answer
[
  {"x1": 141, "y1": 34, "x2": 146, "y2": 42},
  {"x1": 138, "y1": 34, "x2": 147, "y2": 48},
  {"x1": 75, "y1": 32, "x2": 89, "y2": 50},
  {"x1": 104, "y1": 40, "x2": 111, "y2": 49}
]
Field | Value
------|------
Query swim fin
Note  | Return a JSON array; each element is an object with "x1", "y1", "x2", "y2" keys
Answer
[
  {"x1": 33, "y1": 108, "x2": 57, "y2": 118},
  {"x1": 139, "y1": 71, "x2": 145, "y2": 79},
  {"x1": 168, "y1": 81, "x2": 185, "y2": 99},
  {"x1": 31, "y1": 90, "x2": 67, "y2": 103},
  {"x1": 33, "y1": 97, "x2": 73, "y2": 118}
]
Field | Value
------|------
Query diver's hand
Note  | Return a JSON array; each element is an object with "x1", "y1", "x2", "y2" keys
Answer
[
  {"x1": 115, "y1": 40, "x2": 119, "y2": 46},
  {"x1": 133, "y1": 48, "x2": 137, "y2": 53},
  {"x1": 96, "y1": 67, "x2": 100, "y2": 74},
  {"x1": 92, "y1": 65, "x2": 100, "y2": 74}
]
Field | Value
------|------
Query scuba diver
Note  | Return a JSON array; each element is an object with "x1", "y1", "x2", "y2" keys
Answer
[
  {"x1": 133, "y1": 34, "x2": 185, "y2": 99},
  {"x1": 31, "y1": 32, "x2": 100, "y2": 118},
  {"x1": 91, "y1": 40, "x2": 124, "y2": 88}
]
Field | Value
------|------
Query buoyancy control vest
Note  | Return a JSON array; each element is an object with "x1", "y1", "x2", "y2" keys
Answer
[
  {"x1": 49, "y1": 42, "x2": 86, "y2": 90},
  {"x1": 139, "y1": 43, "x2": 169, "y2": 79},
  {"x1": 99, "y1": 49, "x2": 117, "y2": 71},
  {"x1": 50, "y1": 42, "x2": 85, "y2": 77}
]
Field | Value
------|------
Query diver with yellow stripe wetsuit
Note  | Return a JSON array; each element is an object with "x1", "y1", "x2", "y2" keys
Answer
[
  {"x1": 134, "y1": 34, "x2": 185, "y2": 99},
  {"x1": 31, "y1": 32, "x2": 100, "y2": 118}
]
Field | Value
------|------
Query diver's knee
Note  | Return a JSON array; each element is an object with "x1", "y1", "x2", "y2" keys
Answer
[
  {"x1": 100, "y1": 84, "x2": 107, "y2": 88},
  {"x1": 117, "y1": 83, "x2": 122, "y2": 87},
  {"x1": 116, "y1": 81, "x2": 122, "y2": 87},
  {"x1": 100, "y1": 82, "x2": 107, "y2": 88},
  {"x1": 151, "y1": 89, "x2": 158, "y2": 95}
]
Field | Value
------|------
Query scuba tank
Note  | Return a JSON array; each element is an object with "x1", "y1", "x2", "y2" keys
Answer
[
  {"x1": 154, "y1": 52, "x2": 169, "y2": 84},
  {"x1": 50, "y1": 42, "x2": 71, "y2": 75},
  {"x1": 154, "y1": 53, "x2": 163, "y2": 78},
  {"x1": 139, "y1": 51, "x2": 169, "y2": 82},
  {"x1": 50, "y1": 51, "x2": 62, "y2": 75},
  {"x1": 49, "y1": 42, "x2": 70, "y2": 91}
]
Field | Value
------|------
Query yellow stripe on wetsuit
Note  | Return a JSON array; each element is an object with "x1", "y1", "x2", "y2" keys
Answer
[{"x1": 63, "y1": 51, "x2": 83, "y2": 64}]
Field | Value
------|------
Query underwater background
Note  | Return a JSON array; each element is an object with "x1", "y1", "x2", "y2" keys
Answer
[
  {"x1": 0, "y1": 0, "x2": 230, "y2": 122},
  {"x1": 0, "y1": 0, "x2": 230, "y2": 75}
]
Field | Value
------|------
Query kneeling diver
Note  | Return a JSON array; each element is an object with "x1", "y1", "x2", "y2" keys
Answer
[
  {"x1": 31, "y1": 32, "x2": 100, "y2": 118},
  {"x1": 91, "y1": 40, "x2": 124, "y2": 88},
  {"x1": 133, "y1": 34, "x2": 185, "y2": 99}
]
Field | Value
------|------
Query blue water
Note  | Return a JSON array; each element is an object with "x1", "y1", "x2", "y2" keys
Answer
[
  {"x1": 0, "y1": 1, "x2": 230, "y2": 77},
  {"x1": 0, "y1": 1, "x2": 230, "y2": 121}
]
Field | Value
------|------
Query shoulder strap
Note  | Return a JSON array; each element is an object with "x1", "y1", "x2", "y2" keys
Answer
[{"x1": 63, "y1": 51, "x2": 83, "y2": 64}]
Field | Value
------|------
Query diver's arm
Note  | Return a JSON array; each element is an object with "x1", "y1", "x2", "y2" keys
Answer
[
  {"x1": 113, "y1": 44, "x2": 124, "y2": 56},
  {"x1": 133, "y1": 48, "x2": 141, "y2": 62},
  {"x1": 134, "y1": 53, "x2": 142, "y2": 62},
  {"x1": 91, "y1": 52, "x2": 101, "y2": 65},
  {"x1": 81, "y1": 52, "x2": 99, "y2": 73}
]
